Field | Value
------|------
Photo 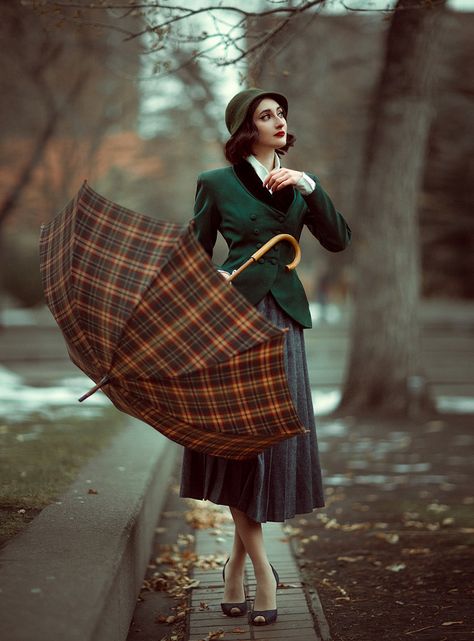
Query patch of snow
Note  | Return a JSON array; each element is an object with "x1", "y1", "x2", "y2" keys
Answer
[{"x1": 0, "y1": 366, "x2": 109, "y2": 419}]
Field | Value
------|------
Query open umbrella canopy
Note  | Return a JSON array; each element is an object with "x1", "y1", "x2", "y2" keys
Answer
[{"x1": 39, "y1": 181, "x2": 307, "y2": 460}]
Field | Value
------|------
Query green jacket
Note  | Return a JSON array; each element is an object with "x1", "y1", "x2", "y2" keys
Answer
[{"x1": 193, "y1": 165, "x2": 351, "y2": 328}]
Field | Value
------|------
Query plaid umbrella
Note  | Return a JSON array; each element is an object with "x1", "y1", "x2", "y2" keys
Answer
[{"x1": 39, "y1": 181, "x2": 308, "y2": 460}]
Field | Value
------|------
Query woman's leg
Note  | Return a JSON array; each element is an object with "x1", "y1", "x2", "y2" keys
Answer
[
  {"x1": 226, "y1": 507, "x2": 277, "y2": 620},
  {"x1": 222, "y1": 523, "x2": 246, "y2": 603}
]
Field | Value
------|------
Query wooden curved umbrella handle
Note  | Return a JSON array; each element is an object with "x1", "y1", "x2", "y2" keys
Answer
[{"x1": 228, "y1": 234, "x2": 301, "y2": 283}]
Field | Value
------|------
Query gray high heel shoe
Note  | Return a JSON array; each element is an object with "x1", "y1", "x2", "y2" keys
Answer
[
  {"x1": 220, "y1": 557, "x2": 248, "y2": 617},
  {"x1": 250, "y1": 564, "x2": 279, "y2": 626}
]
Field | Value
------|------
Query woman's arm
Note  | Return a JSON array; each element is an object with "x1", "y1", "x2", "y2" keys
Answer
[
  {"x1": 263, "y1": 168, "x2": 352, "y2": 252},
  {"x1": 302, "y1": 174, "x2": 351, "y2": 252},
  {"x1": 192, "y1": 175, "x2": 221, "y2": 258}
]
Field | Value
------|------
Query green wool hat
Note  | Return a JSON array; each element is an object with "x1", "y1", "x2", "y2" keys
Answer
[{"x1": 225, "y1": 87, "x2": 288, "y2": 135}]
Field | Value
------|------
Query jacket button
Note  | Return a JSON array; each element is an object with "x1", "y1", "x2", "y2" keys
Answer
[
  {"x1": 250, "y1": 214, "x2": 257, "y2": 220},
  {"x1": 258, "y1": 258, "x2": 265, "y2": 264},
  {"x1": 256, "y1": 242, "x2": 263, "y2": 248},
  {"x1": 270, "y1": 258, "x2": 277, "y2": 265},
  {"x1": 254, "y1": 228, "x2": 260, "y2": 235}
]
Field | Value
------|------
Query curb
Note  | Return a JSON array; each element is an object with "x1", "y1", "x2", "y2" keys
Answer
[{"x1": 0, "y1": 418, "x2": 180, "y2": 641}]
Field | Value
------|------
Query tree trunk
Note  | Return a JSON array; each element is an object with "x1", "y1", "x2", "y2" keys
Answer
[{"x1": 338, "y1": 0, "x2": 445, "y2": 418}]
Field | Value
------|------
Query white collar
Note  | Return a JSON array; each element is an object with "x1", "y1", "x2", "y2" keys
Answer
[{"x1": 246, "y1": 153, "x2": 281, "y2": 192}]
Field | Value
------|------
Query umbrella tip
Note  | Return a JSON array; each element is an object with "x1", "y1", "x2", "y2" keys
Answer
[{"x1": 78, "y1": 375, "x2": 110, "y2": 402}]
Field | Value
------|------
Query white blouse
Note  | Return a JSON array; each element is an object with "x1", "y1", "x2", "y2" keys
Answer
[{"x1": 246, "y1": 153, "x2": 315, "y2": 196}]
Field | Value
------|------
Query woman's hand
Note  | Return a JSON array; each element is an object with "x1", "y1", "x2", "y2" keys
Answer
[
  {"x1": 263, "y1": 168, "x2": 304, "y2": 192},
  {"x1": 217, "y1": 269, "x2": 231, "y2": 280}
]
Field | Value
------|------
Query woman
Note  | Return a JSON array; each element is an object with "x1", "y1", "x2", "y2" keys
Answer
[{"x1": 179, "y1": 88, "x2": 352, "y2": 625}]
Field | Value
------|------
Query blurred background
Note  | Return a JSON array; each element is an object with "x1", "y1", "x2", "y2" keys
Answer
[{"x1": 0, "y1": 2, "x2": 473, "y2": 638}]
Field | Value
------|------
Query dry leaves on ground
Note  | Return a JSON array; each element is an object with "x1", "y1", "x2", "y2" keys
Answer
[
  {"x1": 184, "y1": 499, "x2": 233, "y2": 529},
  {"x1": 146, "y1": 501, "x2": 238, "y2": 641},
  {"x1": 195, "y1": 629, "x2": 225, "y2": 641}
]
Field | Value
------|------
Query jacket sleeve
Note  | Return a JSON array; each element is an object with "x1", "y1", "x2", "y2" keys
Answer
[
  {"x1": 303, "y1": 174, "x2": 352, "y2": 252},
  {"x1": 192, "y1": 175, "x2": 221, "y2": 259}
]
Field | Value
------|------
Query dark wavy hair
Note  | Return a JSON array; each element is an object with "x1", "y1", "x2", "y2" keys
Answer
[{"x1": 224, "y1": 96, "x2": 296, "y2": 165}]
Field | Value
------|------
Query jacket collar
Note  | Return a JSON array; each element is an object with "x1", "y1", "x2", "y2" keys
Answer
[
  {"x1": 233, "y1": 157, "x2": 294, "y2": 214},
  {"x1": 246, "y1": 154, "x2": 280, "y2": 193}
]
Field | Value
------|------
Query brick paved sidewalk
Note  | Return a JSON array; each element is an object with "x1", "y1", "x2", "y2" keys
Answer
[{"x1": 189, "y1": 520, "x2": 331, "y2": 641}]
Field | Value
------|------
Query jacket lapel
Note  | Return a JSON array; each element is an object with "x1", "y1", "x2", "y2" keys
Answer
[{"x1": 233, "y1": 161, "x2": 294, "y2": 214}]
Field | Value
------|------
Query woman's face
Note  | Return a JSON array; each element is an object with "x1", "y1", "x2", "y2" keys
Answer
[{"x1": 251, "y1": 98, "x2": 287, "y2": 152}]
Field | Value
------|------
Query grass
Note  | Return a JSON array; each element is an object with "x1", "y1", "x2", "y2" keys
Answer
[{"x1": 0, "y1": 406, "x2": 127, "y2": 545}]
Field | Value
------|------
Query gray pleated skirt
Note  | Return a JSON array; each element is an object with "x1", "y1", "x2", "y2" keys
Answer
[{"x1": 179, "y1": 292, "x2": 325, "y2": 523}]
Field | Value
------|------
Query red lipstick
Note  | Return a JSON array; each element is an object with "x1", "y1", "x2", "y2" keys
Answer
[{"x1": 275, "y1": 131, "x2": 286, "y2": 138}]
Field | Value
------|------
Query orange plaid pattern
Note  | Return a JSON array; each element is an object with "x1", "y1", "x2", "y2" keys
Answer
[{"x1": 39, "y1": 181, "x2": 307, "y2": 460}]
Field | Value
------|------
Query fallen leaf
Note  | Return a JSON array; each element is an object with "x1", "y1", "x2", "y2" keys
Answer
[
  {"x1": 199, "y1": 601, "x2": 210, "y2": 610},
  {"x1": 375, "y1": 532, "x2": 399, "y2": 544},
  {"x1": 87, "y1": 488, "x2": 99, "y2": 494},
  {"x1": 337, "y1": 555, "x2": 364, "y2": 563},
  {"x1": 321, "y1": 577, "x2": 348, "y2": 597},
  {"x1": 207, "y1": 630, "x2": 225, "y2": 640},
  {"x1": 427, "y1": 503, "x2": 449, "y2": 513},
  {"x1": 325, "y1": 518, "x2": 340, "y2": 529},
  {"x1": 386, "y1": 563, "x2": 406, "y2": 572},
  {"x1": 177, "y1": 533, "x2": 195, "y2": 546},
  {"x1": 442, "y1": 621, "x2": 463, "y2": 626},
  {"x1": 183, "y1": 579, "x2": 200, "y2": 590},
  {"x1": 281, "y1": 524, "x2": 301, "y2": 536},
  {"x1": 341, "y1": 522, "x2": 370, "y2": 531},
  {"x1": 231, "y1": 628, "x2": 246, "y2": 633},
  {"x1": 403, "y1": 520, "x2": 425, "y2": 529}
]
